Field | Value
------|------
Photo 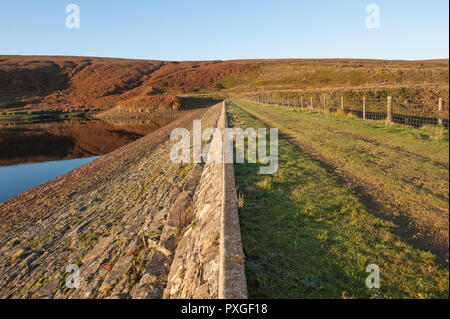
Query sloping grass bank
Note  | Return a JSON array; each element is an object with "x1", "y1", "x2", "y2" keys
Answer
[
  {"x1": 232, "y1": 100, "x2": 449, "y2": 263},
  {"x1": 228, "y1": 101, "x2": 448, "y2": 299}
]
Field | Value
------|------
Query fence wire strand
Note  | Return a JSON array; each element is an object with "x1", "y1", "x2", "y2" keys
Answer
[{"x1": 243, "y1": 93, "x2": 449, "y2": 128}]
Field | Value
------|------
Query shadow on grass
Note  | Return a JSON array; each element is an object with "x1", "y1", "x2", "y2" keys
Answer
[
  {"x1": 235, "y1": 161, "x2": 364, "y2": 299},
  {"x1": 228, "y1": 100, "x2": 449, "y2": 299},
  {"x1": 238, "y1": 102, "x2": 449, "y2": 266},
  {"x1": 229, "y1": 106, "x2": 365, "y2": 298}
]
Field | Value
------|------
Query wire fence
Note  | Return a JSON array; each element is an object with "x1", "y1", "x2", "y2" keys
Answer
[{"x1": 242, "y1": 93, "x2": 449, "y2": 128}]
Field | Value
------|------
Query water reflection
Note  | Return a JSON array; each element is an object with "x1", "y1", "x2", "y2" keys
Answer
[
  {"x1": 0, "y1": 156, "x2": 99, "y2": 203},
  {"x1": 0, "y1": 119, "x2": 157, "y2": 166},
  {"x1": 0, "y1": 117, "x2": 161, "y2": 202}
]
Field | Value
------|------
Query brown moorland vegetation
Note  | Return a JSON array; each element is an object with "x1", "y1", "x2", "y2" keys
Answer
[
  {"x1": 117, "y1": 94, "x2": 181, "y2": 112},
  {"x1": 0, "y1": 56, "x2": 447, "y2": 113}
]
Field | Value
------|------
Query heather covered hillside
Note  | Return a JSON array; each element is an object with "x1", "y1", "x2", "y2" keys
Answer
[{"x1": 0, "y1": 56, "x2": 448, "y2": 113}]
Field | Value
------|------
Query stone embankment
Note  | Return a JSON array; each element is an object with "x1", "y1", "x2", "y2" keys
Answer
[
  {"x1": 164, "y1": 102, "x2": 247, "y2": 299},
  {"x1": 0, "y1": 102, "x2": 247, "y2": 299}
]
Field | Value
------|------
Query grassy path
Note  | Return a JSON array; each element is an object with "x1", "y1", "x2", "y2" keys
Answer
[
  {"x1": 228, "y1": 100, "x2": 448, "y2": 299},
  {"x1": 231, "y1": 99, "x2": 449, "y2": 264}
]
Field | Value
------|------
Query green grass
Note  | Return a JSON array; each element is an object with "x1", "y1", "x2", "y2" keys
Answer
[
  {"x1": 217, "y1": 71, "x2": 260, "y2": 89},
  {"x1": 228, "y1": 101, "x2": 449, "y2": 299},
  {"x1": 231, "y1": 100, "x2": 449, "y2": 259}
]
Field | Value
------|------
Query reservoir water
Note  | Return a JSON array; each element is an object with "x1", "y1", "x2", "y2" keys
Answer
[
  {"x1": 0, "y1": 157, "x2": 99, "y2": 203},
  {"x1": 0, "y1": 117, "x2": 157, "y2": 203}
]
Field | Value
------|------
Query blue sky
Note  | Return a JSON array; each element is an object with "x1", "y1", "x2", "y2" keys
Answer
[{"x1": 0, "y1": 0, "x2": 448, "y2": 61}]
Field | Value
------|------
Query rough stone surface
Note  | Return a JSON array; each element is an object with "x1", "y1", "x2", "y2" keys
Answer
[
  {"x1": 0, "y1": 104, "x2": 222, "y2": 299},
  {"x1": 164, "y1": 102, "x2": 248, "y2": 299},
  {"x1": 164, "y1": 159, "x2": 222, "y2": 299}
]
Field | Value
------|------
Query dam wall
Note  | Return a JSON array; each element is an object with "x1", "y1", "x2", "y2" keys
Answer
[
  {"x1": 165, "y1": 102, "x2": 247, "y2": 299},
  {"x1": 0, "y1": 102, "x2": 247, "y2": 299}
]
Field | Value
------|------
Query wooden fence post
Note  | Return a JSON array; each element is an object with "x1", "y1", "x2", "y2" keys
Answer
[
  {"x1": 341, "y1": 96, "x2": 344, "y2": 113},
  {"x1": 438, "y1": 97, "x2": 443, "y2": 126},
  {"x1": 324, "y1": 96, "x2": 327, "y2": 111},
  {"x1": 387, "y1": 96, "x2": 392, "y2": 124},
  {"x1": 363, "y1": 96, "x2": 366, "y2": 120},
  {"x1": 310, "y1": 97, "x2": 313, "y2": 109},
  {"x1": 301, "y1": 97, "x2": 304, "y2": 108}
]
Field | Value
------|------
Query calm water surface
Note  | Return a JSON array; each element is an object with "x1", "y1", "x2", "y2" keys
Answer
[
  {"x1": 0, "y1": 117, "x2": 157, "y2": 203},
  {"x1": 0, "y1": 157, "x2": 99, "y2": 203}
]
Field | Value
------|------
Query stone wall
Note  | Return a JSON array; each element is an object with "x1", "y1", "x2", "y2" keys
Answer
[
  {"x1": 0, "y1": 102, "x2": 247, "y2": 299},
  {"x1": 165, "y1": 102, "x2": 247, "y2": 299},
  {"x1": 219, "y1": 103, "x2": 247, "y2": 299},
  {"x1": 0, "y1": 105, "x2": 221, "y2": 299}
]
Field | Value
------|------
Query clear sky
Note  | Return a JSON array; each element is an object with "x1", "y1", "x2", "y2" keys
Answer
[{"x1": 0, "y1": 0, "x2": 448, "y2": 61}]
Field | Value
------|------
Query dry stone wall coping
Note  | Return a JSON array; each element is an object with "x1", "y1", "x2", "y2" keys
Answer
[
  {"x1": 219, "y1": 101, "x2": 248, "y2": 299},
  {"x1": 165, "y1": 101, "x2": 248, "y2": 299}
]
